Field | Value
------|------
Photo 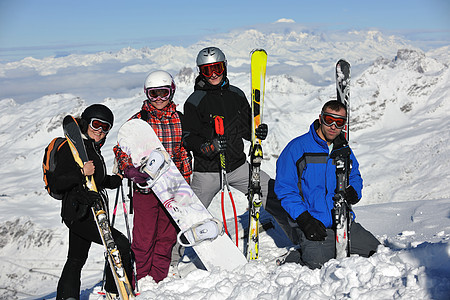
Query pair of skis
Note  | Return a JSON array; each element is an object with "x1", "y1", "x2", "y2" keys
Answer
[{"x1": 63, "y1": 116, "x2": 135, "y2": 300}]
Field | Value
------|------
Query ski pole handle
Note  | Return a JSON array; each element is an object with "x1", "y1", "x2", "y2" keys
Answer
[{"x1": 214, "y1": 115, "x2": 224, "y2": 136}]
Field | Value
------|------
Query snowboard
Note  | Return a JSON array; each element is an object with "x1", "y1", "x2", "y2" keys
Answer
[{"x1": 117, "y1": 118, "x2": 247, "y2": 272}]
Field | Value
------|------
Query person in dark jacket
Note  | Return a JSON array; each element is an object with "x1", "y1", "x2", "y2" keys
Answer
[
  {"x1": 54, "y1": 104, "x2": 132, "y2": 300},
  {"x1": 274, "y1": 100, "x2": 380, "y2": 269},
  {"x1": 183, "y1": 46, "x2": 271, "y2": 209}
]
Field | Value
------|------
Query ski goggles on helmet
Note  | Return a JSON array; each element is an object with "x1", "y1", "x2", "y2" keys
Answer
[
  {"x1": 89, "y1": 118, "x2": 112, "y2": 133},
  {"x1": 320, "y1": 112, "x2": 347, "y2": 129},
  {"x1": 199, "y1": 61, "x2": 225, "y2": 78},
  {"x1": 145, "y1": 87, "x2": 172, "y2": 101}
]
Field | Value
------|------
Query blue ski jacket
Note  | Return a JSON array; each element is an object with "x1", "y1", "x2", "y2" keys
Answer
[{"x1": 274, "y1": 120, "x2": 363, "y2": 228}]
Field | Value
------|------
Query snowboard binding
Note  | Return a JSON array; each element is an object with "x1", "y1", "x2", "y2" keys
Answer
[
  {"x1": 177, "y1": 218, "x2": 225, "y2": 247},
  {"x1": 136, "y1": 148, "x2": 171, "y2": 190}
]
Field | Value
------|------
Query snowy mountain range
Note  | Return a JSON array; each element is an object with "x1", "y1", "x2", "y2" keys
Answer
[{"x1": 0, "y1": 24, "x2": 449, "y2": 299}]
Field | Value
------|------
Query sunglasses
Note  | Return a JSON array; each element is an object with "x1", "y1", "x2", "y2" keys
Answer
[
  {"x1": 199, "y1": 62, "x2": 225, "y2": 78},
  {"x1": 145, "y1": 87, "x2": 171, "y2": 101},
  {"x1": 89, "y1": 118, "x2": 111, "y2": 133},
  {"x1": 320, "y1": 112, "x2": 347, "y2": 129}
]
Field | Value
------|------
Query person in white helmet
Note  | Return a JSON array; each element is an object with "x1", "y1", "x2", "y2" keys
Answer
[
  {"x1": 113, "y1": 70, "x2": 192, "y2": 284},
  {"x1": 183, "y1": 47, "x2": 272, "y2": 210}
]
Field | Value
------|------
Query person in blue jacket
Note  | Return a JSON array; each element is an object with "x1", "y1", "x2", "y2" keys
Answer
[{"x1": 274, "y1": 100, "x2": 379, "y2": 269}]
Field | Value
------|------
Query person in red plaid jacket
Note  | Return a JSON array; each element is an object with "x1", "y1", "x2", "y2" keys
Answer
[{"x1": 113, "y1": 70, "x2": 192, "y2": 284}]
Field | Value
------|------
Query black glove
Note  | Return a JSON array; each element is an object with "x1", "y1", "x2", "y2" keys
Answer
[
  {"x1": 214, "y1": 136, "x2": 227, "y2": 152},
  {"x1": 86, "y1": 190, "x2": 103, "y2": 207},
  {"x1": 296, "y1": 211, "x2": 327, "y2": 241},
  {"x1": 200, "y1": 141, "x2": 216, "y2": 158},
  {"x1": 255, "y1": 123, "x2": 268, "y2": 140},
  {"x1": 200, "y1": 136, "x2": 227, "y2": 158},
  {"x1": 73, "y1": 187, "x2": 102, "y2": 219},
  {"x1": 73, "y1": 186, "x2": 99, "y2": 206},
  {"x1": 334, "y1": 185, "x2": 359, "y2": 205}
]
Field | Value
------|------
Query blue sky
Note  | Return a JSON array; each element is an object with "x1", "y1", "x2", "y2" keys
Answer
[{"x1": 0, "y1": 0, "x2": 449, "y2": 61}]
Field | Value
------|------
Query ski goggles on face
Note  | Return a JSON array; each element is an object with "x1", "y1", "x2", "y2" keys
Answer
[
  {"x1": 145, "y1": 87, "x2": 171, "y2": 101},
  {"x1": 320, "y1": 112, "x2": 347, "y2": 129},
  {"x1": 199, "y1": 61, "x2": 225, "y2": 78},
  {"x1": 89, "y1": 118, "x2": 111, "y2": 133}
]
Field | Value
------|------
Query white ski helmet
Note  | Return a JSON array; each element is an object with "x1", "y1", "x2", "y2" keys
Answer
[
  {"x1": 144, "y1": 70, "x2": 176, "y2": 101},
  {"x1": 196, "y1": 47, "x2": 227, "y2": 76}
]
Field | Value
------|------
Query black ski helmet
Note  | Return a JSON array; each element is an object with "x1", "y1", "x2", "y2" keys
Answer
[{"x1": 81, "y1": 104, "x2": 114, "y2": 128}]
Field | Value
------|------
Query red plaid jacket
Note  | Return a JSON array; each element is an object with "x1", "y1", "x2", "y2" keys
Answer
[{"x1": 113, "y1": 101, "x2": 192, "y2": 182}]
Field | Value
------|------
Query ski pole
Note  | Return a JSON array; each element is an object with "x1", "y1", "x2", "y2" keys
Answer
[
  {"x1": 119, "y1": 180, "x2": 139, "y2": 294},
  {"x1": 99, "y1": 184, "x2": 120, "y2": 295},
  {"x1": 214, "y1": 116, "x2": 239, "y2": 247},
  {"x1": 128, "y1": 179, "x2": 134, "y2": 214}
]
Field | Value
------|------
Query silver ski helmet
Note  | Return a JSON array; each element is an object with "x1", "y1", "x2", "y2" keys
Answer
[
  {"x1": 144, "y1": 70, "x2": 176, "y2": 101},
  {"x1": 81, "y1": 104, "x2": 114, "y2": 129},
  {"x1": 196, "y1": 47, "x2": 227, "y2": 76}
]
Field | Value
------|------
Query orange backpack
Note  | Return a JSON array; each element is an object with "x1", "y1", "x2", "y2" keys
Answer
[{"x1": 42, "y1": 137, "x2": 67, "y2": 199}]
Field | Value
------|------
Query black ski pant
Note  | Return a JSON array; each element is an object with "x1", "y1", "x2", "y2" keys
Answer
[
  {"x1": 264, "y1": 184, "x2": 380, "y2": 267},
  {"x1": 56, "y1": 213, "x2": 132, "y2": 300},
  {"x1": 265, "y1": 179, "x2": 301, "y2": 244},
  {"x1": 291, "y1": 221, "x2": 380, "y2": 269}
]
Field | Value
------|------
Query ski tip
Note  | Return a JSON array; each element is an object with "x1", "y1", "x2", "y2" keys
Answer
[
  {"x1": 336, "y1": 59, "x2": 350, "y2": 68},
  {"x1": 62, "y1": 115, "x2": 77, "y2": 126},
  {"x1": 63, "y1": 114, "x2": 73, "y2": 123},
  {"x1": 251, "y1": 48, "x2": 267, "y2": 55}
]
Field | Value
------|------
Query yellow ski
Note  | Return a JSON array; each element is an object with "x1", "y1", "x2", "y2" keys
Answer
[{"x1": 247, "y1": 49, "x2": 267, "y2": 260}]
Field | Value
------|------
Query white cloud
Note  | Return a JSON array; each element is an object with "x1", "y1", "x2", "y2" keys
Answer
[{"x1": 274, "y1": 18, "x2": 296, "y2": 23}]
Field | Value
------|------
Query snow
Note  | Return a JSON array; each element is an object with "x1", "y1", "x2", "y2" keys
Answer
[{"x1": 0, "y1": 25, "x2": 449, "y2": 299}]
